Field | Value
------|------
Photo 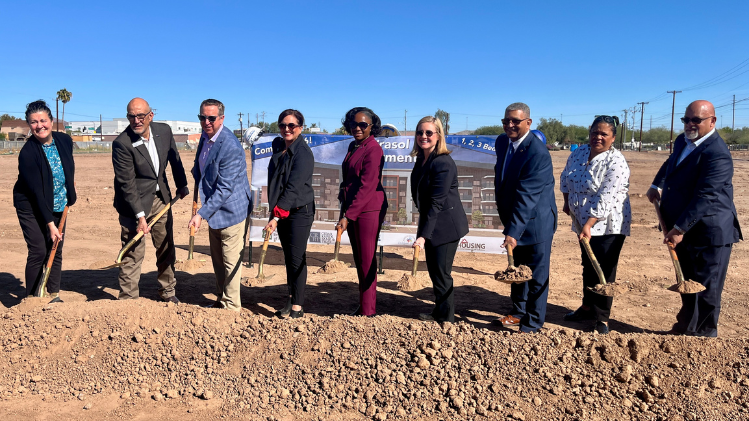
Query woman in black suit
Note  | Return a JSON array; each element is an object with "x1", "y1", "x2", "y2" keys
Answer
[
  {"x1": 410, "y1": 116, "x2": 469, "y2": 323},
  {"x1": 265, "y1": 109, "x2": 315, "y2": 319},
  {"x1": 13, "y1": 100, "x2": 76, "y2": 299}
]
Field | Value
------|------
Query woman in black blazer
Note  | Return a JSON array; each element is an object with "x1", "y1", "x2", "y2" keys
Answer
[
  {"x1": 13, "y1": 100, "x2": 76, "y2": 299},
  {"x1": 410, "y1": 116, "x2": 469, "y2": 323},
  {"x1": 264, "y1": 109, "x2": 315, "y2": 319}
]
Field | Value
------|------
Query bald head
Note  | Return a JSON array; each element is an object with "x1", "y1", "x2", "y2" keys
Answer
[
  {"x1": 126, "y1": 97, "x2": 153, "y2": 137},
  {"x1": 683, "y1": 100, "x2": 716, "y2": 141}
]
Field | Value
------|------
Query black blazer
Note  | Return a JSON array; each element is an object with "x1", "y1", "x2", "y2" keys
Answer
[
  {"x1": 410, "y1": 152, "x2": 469, "y2": 246},
  {"x1": 653, "y1": 131, "x2": 742, "y2": 246},
  {"x1": 267, "y1": 136, "x2": 315, "y2": 218},
  {"x1": 112, "y1": 122, "x2": 188, "y2": 218},
  {"x1": 13, "y1": 132, "x2": 77, "y2": 223}
]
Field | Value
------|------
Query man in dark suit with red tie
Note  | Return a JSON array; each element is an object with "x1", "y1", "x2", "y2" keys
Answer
[
  {"x1": 112, "y1": 98, "x2": 189, "y2": 303},
  {"x1": 647, "y1": 100, "x2": 742, "y2": 337},
  {"x1": 493, "y1": 102, "x2": 557, "y2": 333}
]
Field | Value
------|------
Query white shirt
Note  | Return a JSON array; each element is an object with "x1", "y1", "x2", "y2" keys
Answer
[
  {"x1": 135, "y1": 128, "x2": 160, "y2": 219},
  {"x1": 560, "y1": 144, "x2": 631, "y2": 236},
  {"x1": 678, "y1": 128, "x2": 714, "y2": 165},
  {"x1": 501, "y1": 130, "x2": 530, "y2": 176}
]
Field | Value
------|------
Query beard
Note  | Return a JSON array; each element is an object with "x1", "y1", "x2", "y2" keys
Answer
[{"x1": 685, "y1": 129, "x2": 699, "y2": 140}]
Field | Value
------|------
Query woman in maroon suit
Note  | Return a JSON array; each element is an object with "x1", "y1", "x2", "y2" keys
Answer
[{"x1": 336, "y1": 107, "x2": 388, "y2": 316}]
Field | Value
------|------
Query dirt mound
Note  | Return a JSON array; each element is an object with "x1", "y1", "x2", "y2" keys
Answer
[
  {"x1": 587, "y1": 283, "x2": 626, "y2": 297},
  {"x1": 2, "y1": 299, "x2": 748, "y2": 420},
  {"x1": 495, "y1": 264, "x2": 533, "y2": 284},
  {"x1": 668, "y1": 280, "x2": 707, "y2": 294},
  {"x1": 396, "y1": 273, "x2": 431, "y2": 291},
  {"x1": 317, "y1": 260, "x2": 349, "y2": 274},
  {"x1": 175, "y1": 259, "x2": 206, "y2": 272}
]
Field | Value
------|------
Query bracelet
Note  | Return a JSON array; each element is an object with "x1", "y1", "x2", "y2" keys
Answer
[{"x1": 273, "y1": 216, "x2": 280, "y2": 222}]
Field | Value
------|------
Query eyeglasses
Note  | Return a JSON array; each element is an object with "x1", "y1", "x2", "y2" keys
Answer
[
  {"x1": 348, "y1": 121, "x2": 371, "y2": 130},
  {"x1": 593, "y1": 115, "x2": 620, "y2": 127},
  {"x1": 279, "y1": 123, "x2": 302, "y2": 130},
  {"x1": 501, "y1": 118, "x2": 529, "y2": 126},
  {"x1": 416, "y1": 130, "x2": 436, "y2": 137},
  {"x1": 198, "y1": 114, "x2": 222, "y2": 123},
  {"x1": 127, "y1": 112, "x2": 151, "y2": 121},
  {"x1": 680, "y1": 116, "x2": 713, "y2": 125}
]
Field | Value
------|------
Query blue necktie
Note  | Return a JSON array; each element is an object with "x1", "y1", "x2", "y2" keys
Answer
[{"x1": 503, "y1": 144, "x2": 514, "y2": 180}]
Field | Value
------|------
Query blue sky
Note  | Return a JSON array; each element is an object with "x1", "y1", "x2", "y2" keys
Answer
[{"x1": 1, "y1": 0, "x2": 748, "y2": 133}]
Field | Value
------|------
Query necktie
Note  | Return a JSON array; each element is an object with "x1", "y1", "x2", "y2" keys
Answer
[{"x1": 503, "y1": 144, "x2": 514, "y2": 180}]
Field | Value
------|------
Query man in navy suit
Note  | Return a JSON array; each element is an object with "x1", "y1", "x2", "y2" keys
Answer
[
  {"x1": 493, "y1": 102, "x2": 557, "y2": 333},
  {"x1": 189, "y1": 99, "x2": 252, "y2": 311},
  {"x1": 647, "y1": 100, "x2": 741, "y2": 337}
]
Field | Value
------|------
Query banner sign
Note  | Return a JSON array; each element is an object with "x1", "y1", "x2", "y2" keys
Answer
[{"x1": 250, "y1": 134, "x2": 506, "y2": 254}]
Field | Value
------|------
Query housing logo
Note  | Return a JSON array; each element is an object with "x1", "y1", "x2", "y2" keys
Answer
[{"x1": 458, "y1": 238, "x2": 486, "y2": 250}]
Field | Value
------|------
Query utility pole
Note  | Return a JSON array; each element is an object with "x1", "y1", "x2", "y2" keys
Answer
[
  {"x1": 100, "y1": 114, "x2": 103, "y2": 141},
  {"x1": 733, "y1": 95, "x2": 736, "y2": 131},
  {"x1": 256, "y1": 113, "x2": 259, "y2": 125},
  {"x1": 667, "y1": 90, "x2": 681, "y2": 154},
  {"x1": 404, "y1": 110, "x2": 407, "y2": 134},
  {"x1": 621, "y1": 109, "x2": 628, "y2": 150},
  {"x1": 261, "y1": 111, "x2": 266, "y2": 129},
  {"x1": 637, "y1": 102, "x2": 648, "y2": 152},
  {"x1": 649, "y1": 115, "x2": 652, "y2": 131},
  {"x1": 238, "y1": 112, "x2": 243, "y2": 137}
]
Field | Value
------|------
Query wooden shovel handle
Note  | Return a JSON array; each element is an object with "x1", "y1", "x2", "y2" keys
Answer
[
  {"x1": 190, "y1": 181, "x2": 199, "y2": 237},
  {"x1": 412, "y1": 245, "x2": 420, "y2": 276},
  {"x1": 506, "y1": 243, "x2": 514, "y2": 268},
  {"x1": 581, "y1": 237, "x2": 607, "y2": 285},
  {"x1": 261, "y1": 229, "x2": 271, "y2": 251},
  {"x1": 334, "y1": 226, "x2": 343, "y2": 261},
  {"x1": 38, "y1": 206, "x2": 69, "y2": 297},
  {"x1": 653, "y1": 200, "x2": 686, "y2": 283}
]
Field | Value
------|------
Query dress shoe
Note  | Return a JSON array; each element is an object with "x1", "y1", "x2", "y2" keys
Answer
[
  {"x1": 204, "y1": 301, "x2": 223, "y2": 309},
  {"x1": 493, "y1": 315, "x2": 521, "y2": 326},
  {"x1": 289, "y1": 309, "x2": 304, "y2": 319},
  {"x1": 418, "y1": 313, "x2": 436, "y2": 322},
  {"x1": 275, "y1": 298, "x2": 293, "y2": 318},
  {"x1": 164, "y1": 296, "x2": 180, "y2": 304},
  {"x1": 595, "y1": 321, "x2": 609, "y2": 334},
  {"x1": 564, "y1": 306, "x2": 594, "y2": 322}
]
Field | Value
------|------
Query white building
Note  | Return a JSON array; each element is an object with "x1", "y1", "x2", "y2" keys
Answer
[{"x1": 69, "y1": 119, "x2": 203, "y2": 135}]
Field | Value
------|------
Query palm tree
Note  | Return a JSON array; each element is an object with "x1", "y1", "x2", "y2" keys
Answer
[{"x1": 56, "y1": 89, "x2": 72, "y2": 131}]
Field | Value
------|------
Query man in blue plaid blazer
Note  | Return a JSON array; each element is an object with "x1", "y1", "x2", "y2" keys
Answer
[{"x1": 188, "y1": 99, "x2": 252, "y2": 311}]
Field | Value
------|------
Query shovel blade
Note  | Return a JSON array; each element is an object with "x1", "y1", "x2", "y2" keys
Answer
[{"x1": 98, "y1": 262, "x2": 125, "y2": 270}]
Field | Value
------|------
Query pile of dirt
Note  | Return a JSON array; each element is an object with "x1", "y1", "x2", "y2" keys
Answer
[
  {"x1": 587, "y1": 283, "x2": 626, "y2": 297},
  {"x1": 396, "y1": 273, "x2": 431, "y2": 292},
  {"x1": 2, "y1": 299, "x2": 749, "y2": 420},
  {"x1": 317, "y1": 260, "x2": 349, "y2": 274},
  {"x1": 494, "y1": 264, "x2": 533, "y2": 284},
  {"x1": 667, "y1": 280, "x2": 707, "y2": 294},
  {"x1": 175, "y1": 259, "x2": 207, "y2": 272}
]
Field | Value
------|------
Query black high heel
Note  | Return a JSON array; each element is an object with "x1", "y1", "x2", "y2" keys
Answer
[
  {"x1": 275, "y1": 297, "x2": 292, "y2": 318},
  {"x1": 289, "y1": 308, "x2": 304, "y2": 319}
]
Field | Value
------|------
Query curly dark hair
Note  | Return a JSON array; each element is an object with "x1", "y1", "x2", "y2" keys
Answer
[
  {"x1": 342, "y1": 107, "x2": 382, "y2": 137},
  {"x1": 25, "y1": 100, "x2": 53, "y2": 123}
]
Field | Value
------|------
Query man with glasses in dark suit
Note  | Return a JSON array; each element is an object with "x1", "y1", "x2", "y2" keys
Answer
[
  {"x1": 112, "y1": 97, "x2": 189, "y2": 303},
  {"x1": 493, "y1": 102, "x2": 557, "y2": 333},
  {"x1": 647, "y1": 100, "x2": 742, "y2": 337}
]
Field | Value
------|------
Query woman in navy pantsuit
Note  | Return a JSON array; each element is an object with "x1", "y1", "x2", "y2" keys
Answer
[
  {"x1": 410, "y1": 117, "x2": 468, "y2": 323},
  {"x1": 337, "y1": 107, "x2": 388, "y2": 316}
]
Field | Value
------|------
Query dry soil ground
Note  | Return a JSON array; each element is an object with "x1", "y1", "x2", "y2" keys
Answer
[{"x1": 1, "y1": 149, "x2": 748, "y2": 420}]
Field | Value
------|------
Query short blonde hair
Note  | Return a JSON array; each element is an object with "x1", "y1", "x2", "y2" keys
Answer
[{"x1": 410, "y1": 116, "x2": 451, "y2": 157}]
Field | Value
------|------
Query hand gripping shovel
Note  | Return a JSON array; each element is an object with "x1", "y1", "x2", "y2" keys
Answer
[
  {"x1": 494, "y1": 244, "x2": 532, "y2": 284},
  {"x1": 317, "y1": 226, "x2": 349, "y2": 274},
  {"x1": 570, "y1": 216, "x2": 618, "y2": 297},
  {"x1": 255, "y1": 229, "x2": 275, "y2": 282},
  {"x1": 96, "y1": 196, "x2": 181, "y2": 270},
  {"x1": 36, "y1": 206, "x2": 69, "y2": 300},
  {"x1": 176, "y1": 183, "x2": 205, "y2": 271},
  {"x1": 653, "y1": 200, "x2": 706, "y2": 294}
]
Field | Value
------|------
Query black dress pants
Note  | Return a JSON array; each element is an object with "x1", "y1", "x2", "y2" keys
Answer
[
  {"x1": 276, "y1": 203, "x2": 314, "y2": 306},
  {"x1": 580, "y1": 234, "x2": 626, "y2": 323},
  {"x1": 424, "y1": 238, "x2": 459, "y2": 323},
  {"x1": 17, "y1": 207, "x2": 64, "y2": 297}
]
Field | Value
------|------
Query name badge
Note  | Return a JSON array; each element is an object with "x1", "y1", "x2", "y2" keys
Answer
[{"x1": 132, "y1": 140, "x2": 144, "y2": 148}]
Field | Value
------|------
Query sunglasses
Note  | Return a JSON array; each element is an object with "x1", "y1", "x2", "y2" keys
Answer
[
  {"x1": 348, "y1": 121, "x2": 371, "y2": 130},
  {"x1": 126, "y1": 112, "x2": 151, "y2": 121},
  {"x1": 501, "y1": 118, "x2": 529, "y2": 126},
  {"x1": 680, "y1": 116, "x2": 713, "y2": 125},
  {"x1": 279, "y1": 123, "x2": 302, "y2": 130},
  {"x1": 416, "y1": 130, "x2": 437, "y2": 137},
  {"x1": 198, "y1": 114, "x2": 221, "y2": 122}
]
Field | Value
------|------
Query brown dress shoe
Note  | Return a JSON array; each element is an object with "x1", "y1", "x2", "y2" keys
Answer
[{"x1": 493, "y1": 315, "x2": 521, "y2": 326}]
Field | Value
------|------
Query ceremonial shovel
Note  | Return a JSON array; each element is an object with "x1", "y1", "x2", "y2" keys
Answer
[
  {"x1": 36, "y1": 206, "x2": 69, "y2": 300},
  {"x1": 96, "y1": 196, "x2": 181, "y2": 270},
  {"x1": 318, "y1": 226, "x2": 349, "y2": 274},
  {"x1": 571, "y1": 216, "x2": 618, "y2": 297},
  {"x1": 494, "y1": 244, "x2": 532, "y2": 284},
  {"x1": 175, "y1": 182, "x2": 205, "y2": 271},
  {"x1": 653, "y1": 200, "x2": 706, "y2": 294},
  {"x1": 255, "y1": 229, "x2": 275, "y2": 282}
]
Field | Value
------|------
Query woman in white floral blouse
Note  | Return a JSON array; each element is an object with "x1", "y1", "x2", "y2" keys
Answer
[{"x1": 560, "y1": 115, "x2": 631, "y2": 334}]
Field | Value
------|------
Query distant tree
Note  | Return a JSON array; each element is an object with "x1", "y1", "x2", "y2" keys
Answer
[
  {"x1": 56, "y1": 88, "x2": 72, "y2": 128},
  {"x1": 0, "y1": 133, "x2": 6, "y2": 140},
  {"x1": 536, "y1": 118, "x2": 566, "y2": 145},
  {"x1": 332, "y1": 125, "x2": 347, "y2": 135},
  {"x1": 434, "y1": 109, "x2": 450, "y2": 134},
  {"x1": 473, "y1": 125, "x2": 504, "y2": 135},
  {"x1": 397, "y1": 208, "x2": 407, "y2": 224},
  {"x1": 640, "y1": 127, "x2": 671, "y2": 144},
  {"x1": 0, "y1": 114, "x2": 20, "y2": 122},
  {"x1": 471, "y1": 210, "x2": 484, "y2": 227}
]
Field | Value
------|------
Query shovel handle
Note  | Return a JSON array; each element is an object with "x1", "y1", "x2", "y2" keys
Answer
[
  {"x1": 653, "y1": 200, "x2": 686, "y2": 284},
  {"x1": 506, "y1": 243, "x2": 514, "y2": 268},
  {"x1": 580, "y1": 237, "x2": 607, "y2": 285},
  {"x1": 115, "y1": 197, "x2": 180, "y2": 264},
  {"x1": 411, "y1": 245, "x2": 420, "y2": 276},
  {"x1": 334, "y1": 226, "x2": 343, "y2": 261},
  {"x1": 37, "y1": 206, "x2": 69, "y2": 297}
]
